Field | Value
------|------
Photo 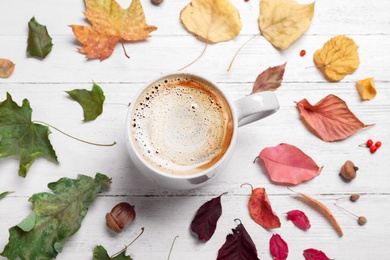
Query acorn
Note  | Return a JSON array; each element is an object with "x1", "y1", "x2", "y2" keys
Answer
[
  {"x1": 106, "y1": 202, "x2": 136, "y2": 233},
  {"x1": 340, "y1": 160, "x2": 359, "y2": 180}
]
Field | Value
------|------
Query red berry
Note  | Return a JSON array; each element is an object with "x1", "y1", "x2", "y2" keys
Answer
[
  {"x1": 300, "y1": 50, "x2": 306, "y2": 57},
  {"x1": 370, "y1": 145, "x2": 377, "y2": 154},
  {"x1": 366, "y1": 139, "x2": 373, "y2": 147},
  {"x1": 375, "y1": 141, "x2": 382, "y2": 148}
]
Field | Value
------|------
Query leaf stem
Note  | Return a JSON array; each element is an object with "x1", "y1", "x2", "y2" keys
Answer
[
  {"x1": 33, "y1": 120, "x2": 116, "y2": 147},
  {"x1": 120, "y1": 38, "x2": 130, "y2": 59},
  {"x1": 110, "y1": 227, "x2": 145, "y2": 259},
  {"x1": 167, "y1": 235, "x2": 179, "y2": 260},
  {"x1": 240, "y1": 183, "x2": 254, "y2": 193},
  {"x1": 227, "y1": 33, "x2": 259, "y2": 72},
  {"x1": 178, "y1": 39, "x2": 208, "y2": 71}
]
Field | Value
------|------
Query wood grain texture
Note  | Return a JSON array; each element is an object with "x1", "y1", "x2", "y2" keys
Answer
[{"x1": 1, "y1": 0, "x2": 389, "y2": 259}]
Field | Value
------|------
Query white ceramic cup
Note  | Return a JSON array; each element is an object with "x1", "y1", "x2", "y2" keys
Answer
[{"x1": 125, "y1": 72, "x2": 279, "y2": 189}]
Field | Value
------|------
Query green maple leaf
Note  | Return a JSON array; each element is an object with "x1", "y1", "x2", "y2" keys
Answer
[
  {"x1": 66, "y1": 83, "x2": 105, "y2": 122},
  {"x1": 1, "y1": 173, "x2": 111, "y2": 260},
  {"x1": 27, "y1": 17, "x2": 53, "y2": 59},
  {"x1": 93, "y1": 245, "x2": 132, "y2": 260},
  {"x1": 0, "y1": 93, "x2": 58, "y2": 177}
]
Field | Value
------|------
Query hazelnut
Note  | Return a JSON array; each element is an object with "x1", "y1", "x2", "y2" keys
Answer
[
  {"x1": 106, "y1": 202, "x2": 135, "y2": 233},
  {"x1": 340, "y1": 160, "x2": 359, "y2": 180},
  {"x1": 151, "y1": 0, "x2": 163, "y2": 5},
  {"x1": 349, "y1": 193, "x2": 360, "y2": 202}
]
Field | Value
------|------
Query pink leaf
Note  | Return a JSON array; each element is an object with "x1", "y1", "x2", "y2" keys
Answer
[
  {"x1": 258, "y1": 143, "x2": 322, "y2": 185},
  {"x1": 270, "y1": 234, "x2": 288, "y2": 260},
  {"x1": 303, "y1": 248, "x2": 331, "y2": 260},
  {"x1": 296, "y1": 94, "x2": 373, "y2": 142},
  {"x1": 286, "y1": 210, "x2": 311, "y2": 230}
]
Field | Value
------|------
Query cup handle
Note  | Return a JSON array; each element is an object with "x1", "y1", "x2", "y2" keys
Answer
[{"x1": 234, "y1": 91, "x2": 279, "y2": 127}]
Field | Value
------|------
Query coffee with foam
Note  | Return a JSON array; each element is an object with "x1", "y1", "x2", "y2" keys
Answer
[{"x1": 130, "y1": 75, "x2": 234, "y2": 176}]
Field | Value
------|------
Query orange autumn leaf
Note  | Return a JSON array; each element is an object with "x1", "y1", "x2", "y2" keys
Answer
[
  {"x1": 70, "y1": 0, "x2": 157, "y2": 61},
  {"x1": 180, "y1": 0, "x2": 242, "y2": 43},
  {"x1": 242, "y1": 184, "x2": 281, "y2": 229},
  {"x1": 259, "y1": 0, "x2": 315, "y2": 50},
  {"x1": 356, "y1": 77, "x2": 377, "y2": 100},
  {"x1": 0, "y1": 59, "x2": 15, "y2": 78},
  {"x1": 314, "y1": 35, "x2": 359, "y2": 82},
  {"x1": 296, "y1": 94, "x2": 372, "y2": 142}
]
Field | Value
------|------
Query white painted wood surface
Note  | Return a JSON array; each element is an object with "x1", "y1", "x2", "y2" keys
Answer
[{"x1": 1, "y1": 0, "x2": 390, "y2": 259}]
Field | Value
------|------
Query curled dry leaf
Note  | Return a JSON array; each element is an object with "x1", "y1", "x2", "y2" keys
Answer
[
  {"x1": 303, "y1": 248, "x2": 331, "y2": 260},
  {"x1": 251, "y1": 63, "x2": 286, "y2": 94},
  {"x1": 356, "y1": 77, "x2": 376, "y2": 100},
  {"x1": 0, "y1": 59, "x2": 15, "y2": 78},
  {"x1": 190, "y1": 192, "x2": 227, "y2": 242},
  {"x1": 242, "y1": 184, "x2": 281, "y2": 229},
  {"x1": 286, "y1": 210, "x2": 311, "y2": 230},
  {"x1": 217, "y1": 219, "x2": 259, "y2": 260},
  {"x1": 180, "y1": 0, "x2": 242, "y2": 43},
  {"x1": 258, "y1": 143, "x2": 322, "y2": 185},
  {"x1": 289, "y1": 188, "x2": 343, "y2": 237},
  {"x1": 314, "y1": 35, "x2": 359, "y2": 82},
  {"x1": 259, "y1": 0, "x2": 315, "y2": 50},
  {"x1": 269, "y1": 234, "x2": 289, "y2": 260},
  {"x1": 296, "y1": 94, "x2": 372, "y2": 142}
]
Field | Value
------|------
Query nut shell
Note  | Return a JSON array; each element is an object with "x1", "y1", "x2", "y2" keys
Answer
[
  {"x1": 106, "y1": 202, "x2": 136, "y2": 233},
  {"x1": 340, "y1": 160, "x2": 358, "y2": 180}
]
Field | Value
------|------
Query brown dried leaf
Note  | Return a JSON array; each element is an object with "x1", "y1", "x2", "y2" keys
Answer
[
  {"x1": 0, "y1": 59, "x2": 15, "y2": 78},
  {"x1": 251, "y1": 63, "x2": 286, "y2": 94}
]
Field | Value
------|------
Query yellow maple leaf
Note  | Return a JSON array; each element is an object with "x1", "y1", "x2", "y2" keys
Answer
[
  {"x1": 180, "y1": 0, "x2": 242, "y2": 43},
  {"x1": 259, "y1": 0, "x2": 315, "y2": 50},
  {"x1": 356, "y1": 77, "x2": 376, "y2": 100},
  {"x1": 70, "y1": 0, "x2": 157, "y2": 61},
  {"x1": 314, "y1": 35, "x2": 360, "y2": 82}
]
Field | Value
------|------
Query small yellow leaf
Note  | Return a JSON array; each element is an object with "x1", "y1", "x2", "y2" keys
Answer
[
  {"x1": 0, "y1": 58, "x2": 15, "y2": 78},
  {"x1": 259, "y1": 0, "x2": 315, "y2": 50},
  {"x1": 314, "y1": 35, "x2": 360, "y2": 82},
  {"x1": 180, "y1": 0, "x2": 242, "y2": 43},
  {"x1": 356, "y1": 77, "x2": 376, "y2": 100}
]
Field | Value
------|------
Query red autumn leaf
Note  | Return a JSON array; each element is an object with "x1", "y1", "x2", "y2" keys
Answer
[
  {"x1": 258, "y1": 143, "x2": 322, "y2": 185},
  {"x1": 242, "y1": 185, "x2": 281, "y2": 229},
  {"x1": 251, "y1": 62, "x2": 286, "y2": 94},
  {"x1": 270, "y1": 234, "x2": 289, "y2": 260},
  {"x1": 303, "y1": 248, "x2": 331, "y2": 260},
  {"x1": 286, "y1": 210, "x2": 311, "y2": 230},
  {"x1": 190, "y1": 192, "x2": 226, "y2": 242},
  {"x1": 296, "y1": 94, "x2": 372, "y2": 142},
  {"x1": 217, "y1": 219, "x2": 259, "y2": 260}
]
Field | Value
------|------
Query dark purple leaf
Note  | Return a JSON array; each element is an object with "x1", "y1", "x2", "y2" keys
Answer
[
  {"x1": 217, "y1": 219, "x2": 259, "y2": 260},
  {"x1": 190, "y1": 192, "x2": 227, "y2": 242},
  {"x1": 270, "y1": 234, "x2": 288, "y2": 260}
]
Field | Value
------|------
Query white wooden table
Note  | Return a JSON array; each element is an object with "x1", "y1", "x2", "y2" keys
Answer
[{"x1": 1, "y1": 0, "x2": 389, "y2": 259}]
